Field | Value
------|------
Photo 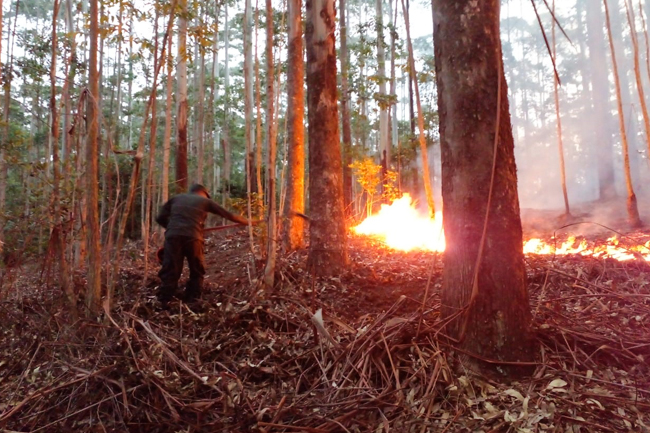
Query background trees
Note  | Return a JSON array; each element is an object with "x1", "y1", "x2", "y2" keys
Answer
[{"x1": 0, "y1": 0, "x2": 649, "y2": 310}]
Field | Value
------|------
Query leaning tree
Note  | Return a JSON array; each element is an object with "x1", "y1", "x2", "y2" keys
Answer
[{"x1": 433, "y1": 0, "x2": 536, "y2": 376}]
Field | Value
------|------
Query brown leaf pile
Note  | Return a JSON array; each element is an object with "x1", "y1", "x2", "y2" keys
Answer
[{"x1": 0, "y1": 233, "x2": 649, "y2": 432}]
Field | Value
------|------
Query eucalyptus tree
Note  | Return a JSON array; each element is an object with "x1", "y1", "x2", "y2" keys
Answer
[
  {"x1": 339, "y1": 0, "x2": 353, "y2": 213},
  {"x1": 306, "y1": 0, "x2": 348, "y2": 274},
  {"x1": 0, "y1": 0, "x2": 6, "y2": 256},
  {"x1": 244, "y1": 0, "x2": 255, "y2": 247},
  {"x1": 401, "y1": 0, "x2": 434, "y2": 217},
  {"x1": 86, "y1": 0, "x2": 102, "y2": 315},
  {"x1": 603, "y1": 0, "x2": 642, "y2": 227},
  {"x1": 176, "y1": 0, "x2": 189, "y2": 192},
  {"x1": 49, "y1": 0, "x2": 74, "y2": 312},
  {"x1": 434, "y1": 0, "x2": 535, "y2": 376},
  {"x1": 587, "y1": 2, "x2": 616, "y2": 199},
  {"x1": 263, "y1": 0, "x2": 278, "y2": 288},
  {"x1": 282, "y1": 0, "x2": 305, "y2": 252},
  {"x1": 608, "y1": 0, "x2": 642, "y2": 187},
  {"x1": 375, "y1": 0, "x2": 389, "y2": 169},
  {"x1": 551, "y1": 0, "x2": 570, "y2": 216},
  {"x1": 625, "y1": 0, "x2": 650, "y2": 162}
]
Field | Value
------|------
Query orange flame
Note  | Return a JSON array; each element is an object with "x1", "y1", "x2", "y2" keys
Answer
[
  {"x1": 353, "y1": 195, "x2": 650, "y2": 262},
  {"x1": 523, "y1": 236, "x2": 650, "y2": 262},
  {"x1": 352, "y1": 194, "x2": 445, "y2": 252}
]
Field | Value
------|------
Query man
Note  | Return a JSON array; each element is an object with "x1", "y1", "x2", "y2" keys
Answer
[{"x1": 155, "y1": 184, "x2": 248, "y2": 306}]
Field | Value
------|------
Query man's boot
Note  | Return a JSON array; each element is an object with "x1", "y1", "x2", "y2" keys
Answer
[
  {"x1": 157, "y1": 284, "x2": 177, "y2": 308},
  {"x1": 183, "y1": 280, "x2": 201, "y2": 303}
]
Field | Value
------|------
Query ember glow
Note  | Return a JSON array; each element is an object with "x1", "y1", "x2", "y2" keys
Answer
[{"x1": 353, "y1": 195, "x2": 650, "y2": 262}]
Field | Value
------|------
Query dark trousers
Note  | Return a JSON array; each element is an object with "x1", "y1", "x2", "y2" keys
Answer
[{"x1": 158, "y1": 236, "x2": 205, "y2": 300}]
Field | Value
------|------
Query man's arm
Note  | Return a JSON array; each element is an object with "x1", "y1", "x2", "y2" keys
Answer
[
  {"x1": 207, "y1": 200, "x2": 249, "y2": 225},
  {"x1": 156, "y1": 199, "x2": 173, "y2": 228}
]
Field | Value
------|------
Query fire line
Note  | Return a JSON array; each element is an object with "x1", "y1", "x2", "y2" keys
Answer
[{"x1": 352, "y1": 195, "x2": 650, "y2": 262}]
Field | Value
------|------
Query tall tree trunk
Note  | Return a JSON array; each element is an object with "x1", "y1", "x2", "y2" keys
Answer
[
  {"x1": 63, "y1": 0, "x2": 77, "y2": 163},
  {"x1": 244, "y1": 0, "x2": 256, "y2": 251},
  {"x1": 0, "y1": 0, "x2": 17, "y2": 254},
  {"x1": 176, "y1": 0, "x2": 189, "y2": 192},
  {"x1": 0, "y1": 0, "x2": 5, "y2": 256},
  {"x1": 86, "y1": 0, "x2": 102, "y2": 315},
  {"x1": 143, "y1": 8, "x2": 161, "y2": 284},
  {"x1": 306, "y1": 0, "x2": 348, "y2": 275},
  {"x1": 196, "y1": 25, "x2": 206, "y2": 184},
  {"x1": 603, "y1": 0, "x2": 643, "y2": 227},
  {"x1": 586, "y1": 1, "x2": 617, "y2": 199},
  {"x1": 283, "y1": 0, "x2": 305, "y2": 252},
  {"x1": 401, "y1": 0, "x2": 435, "y2": 217},
  {"x1": 255, "y1": 0, "x2": 264, "y2": 206},
  {"x1": 577, "y1": 0, "x2": 600, "y2": 192},
  {"x1": 223, "y1": 2, "x2": 232, "y2": 205},
  {"x1": 376, "y1": 0, "x2": 389, "y2": 172},
  {"x1": 212, "y1": 4, "x2": 221, "y2": 197},
  {"x1": 339, "y1": 0, "x2": 353, "y2": 215},
  {"x1": 626, "y1": 0, "x2": 650, "y2": 162},
  {"x1": 100, "y1": 0, "x2": 119, "y2": 233},
  {"x1": 162, "y1": 16, "x2": 174, "y2": 204},
  {"x1": 50, "y1": 0, "x2": 75, "y2": 313},
  {"x1": 435, "y1": 0, "x2": 534, "y2": 376},
  {"x1": 389, "y1": 0, "x2": 398, "y2": 181},
  {"x1": 552, "y1": 0, "x2": 570, "y2": 215},
  {"x1": 609, "y1": 0, "x2": 641, "y2": 188},
  {"x1": 263, "y1": 0, "x2": 278, "y2": 288}
]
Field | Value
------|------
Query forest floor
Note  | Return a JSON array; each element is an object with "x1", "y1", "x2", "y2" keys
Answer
[{"x1": 1, "y1": 207, "x2": 650, "y2": 432}]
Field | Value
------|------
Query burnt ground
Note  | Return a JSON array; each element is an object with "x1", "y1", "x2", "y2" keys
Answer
[{"x1": 0, "y1": 217, "x2": 650, "y2": 432}]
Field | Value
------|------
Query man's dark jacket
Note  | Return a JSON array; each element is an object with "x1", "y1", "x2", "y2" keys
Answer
[{"x1": 156, "y1": 193, "x2": 247, "y2": 240}]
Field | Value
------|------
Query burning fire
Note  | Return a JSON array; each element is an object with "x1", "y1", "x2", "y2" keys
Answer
[
  {"x1": 353, "y1": 195, "x2": 650, "y2": 262},
  {"x1": 523, "y1": 236, "x2": 650, "y2": 262},
  {"x1": 352, "y1": 194, "x2": 445, "y2": 252}
]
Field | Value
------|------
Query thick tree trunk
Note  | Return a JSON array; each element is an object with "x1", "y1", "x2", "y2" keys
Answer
[
  {"x1": 306, "y1": 0, "x2": 348, "y2": 274},
  {"x1": 263, "y1": 0, "x2": 278, "y2": 288},
  {"x1": 586, "y1": 1, "x2": 617, "y2": 200},
  {"x1": 283, "y1": 0, "x2": 306, "y2": 252},
  {"x1": 339, "y1": 0, "x2": 353, "y2": 215},
  {"x1": 434, "y1": 0, "x2": 535, "y2": 376},
  {"x1": 401, "y1": 0, "x2": 435, "y2": 217},
  {"x1": 176, "y1": 0, "x2": 189, "y2": 193},
  {"x1": 86, "y1": 0, "x2": 102, "y2": 315},
  {"x1": 552, "y1": 0, "x2": 570, "y2": 215},
  {"x1": 603, "y1": 0, "x2": 643, "y2": 227}
]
